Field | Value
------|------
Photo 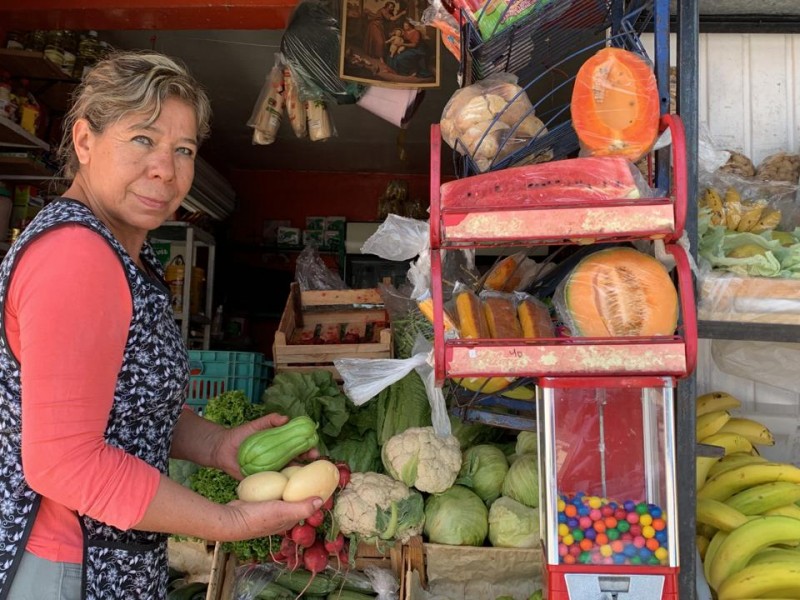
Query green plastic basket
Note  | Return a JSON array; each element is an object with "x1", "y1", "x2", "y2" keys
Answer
[{"x1": 186, "y1": 350, "x2": 270, "y2": 412}]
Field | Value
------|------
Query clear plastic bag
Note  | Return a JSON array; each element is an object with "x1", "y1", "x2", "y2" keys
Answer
[
  {"x1": 248, "y1": 54, "x2": 284, "y2": 146},
  {"x1": 482, "y1": 250, "x2": 544, "y2": 293},
  {"x1": 365, "y1": 565, "x2": 401, "y2": 600},
  {"x1": 440, "y1": 72, "x2": 552, "y2": 173},
  {"x1": 295, "y1": 245, "x2": 348, "y2": 290},
  {"x1": 335, "y1": 337, "x2": 451, "y2": 438},
  {"x1": 231, "y1": 562, "x2": 281, "y2": 600},
  {"x1": 712, "y1": 339, "x2": 800, "y2": 393}
]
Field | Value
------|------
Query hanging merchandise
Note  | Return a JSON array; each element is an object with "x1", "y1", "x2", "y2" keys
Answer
[
  {"x1": 305, "y1": 98, "x2": 335, "y2": 142},
  {"x1": 421, "y1": 0, "x2": 461, "y2": 60},
  {"x1": 282, "y1": 61, "x2": 308, "y2": 138},
  {"x1": 247, "y1": 54, "x2": 284, "y2": 145},
  {"x1": 280, "y1": 0, "x2": 365, "y2": 105},
  {"x1": 570, "y1": 46, "x2": 660, "y2": 163}
]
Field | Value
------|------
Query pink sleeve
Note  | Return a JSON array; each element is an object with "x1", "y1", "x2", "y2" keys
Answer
[{"x1": 10, "y1": 225, "x2": 162, "y2": 531}]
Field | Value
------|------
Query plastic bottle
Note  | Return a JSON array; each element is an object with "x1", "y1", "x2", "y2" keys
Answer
[{"x1": 211, "y1": 305, "x2": 224, "y2": 340}]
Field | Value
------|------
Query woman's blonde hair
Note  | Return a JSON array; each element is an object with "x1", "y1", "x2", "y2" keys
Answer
[{"x1": 58, "y1": 50, "x2": 212, "y2": 179}]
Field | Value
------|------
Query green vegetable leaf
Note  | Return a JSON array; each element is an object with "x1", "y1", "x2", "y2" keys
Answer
[
  {"x1": 327, "y1": 430, "x2": 382, "y2": 473},
  {"x1": 375, "y1": 490, "x2": 424, "y2": 542}
]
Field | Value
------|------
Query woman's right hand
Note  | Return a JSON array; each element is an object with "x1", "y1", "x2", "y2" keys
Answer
[{"x1": 217, "y1": 496, "x2": 322, "y2": 541}]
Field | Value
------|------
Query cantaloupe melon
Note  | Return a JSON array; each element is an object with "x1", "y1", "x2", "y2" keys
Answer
[
  {"x1": 557, "y1": 247, "x2": 678, "y2": 337},
  {"x1": 571, "y1": 47, "x2": 660, "y2": 162}
]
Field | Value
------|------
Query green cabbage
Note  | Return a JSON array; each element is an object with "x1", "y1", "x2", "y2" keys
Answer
[
  {"x1": 456, "y1": 445, "x2": 508, "y2": 504},
  {"x1": 488, "y1": 496, "x2": 540, "y2": 548},
  {"x1": 515, "y1": 431, "x2": 538, "y2": 457},
  {"x1": 501, "y1": 453, "x2": 539, "y2": 508},
  {"x1": 424, "y1": 485, "x2": 488, "y2": 546}
]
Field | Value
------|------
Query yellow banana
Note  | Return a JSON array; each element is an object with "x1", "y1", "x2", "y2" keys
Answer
[
  {"x1": 763, "y1": 503, "x2": 800, "y2": 520},
  {"x1": 736, "y1": 202, "x2": 766, "y2": 232},
  {"x1": 697, "y1": 498, "x2": 750, "y2": 531},
  {"x1": 696, "y1": 534, "x2": 710, "y2": 560},
  {"x1": 699, "y1": 462, "x2": 800, "y2": 502},
  {"x1": 747, "y1": 546, "x2": 800, "y2": 567},
  {"x1": 704, "y1": 529, "x2": 728, "y2": 584},
  {"x1": 699, "y1": 432, "x2": 753, "y2": 457},
  {"x1": 709, "y1": 515, "x2": 800, "y2": 591},
  {"x1": 708, "y1": 452, "x2": 768, "y2": 479},
  {"x1": 749, "y1": 208, "x2": 783, "y2": 234},
  {"x1": 697, "y1": 391, "x2": 742, "y2": 417},
  {"x1": 718, "y1": 417, "x2": 775, "y2": 446},
  {"x1": 697, "y1": 456, "x2": 719, "y2": 491},
  {"x1": 704, "y1": 187, "x2": 724, "y2": 213},
  {"x1": 697, "y1": 410, "x2": 731, "y2": 441},
  {"x1": 724, "y1": 187, "x2": 743, "y2": 230},
  {"x1": 724, "y1": 481, "x2": 800, "y2": 515},
  {"x1": 700, "y1": 465, "x2": 794, "y2": 503},
  {"x1": 717, "y1": 560, "x2": 800, "y2": 600}
]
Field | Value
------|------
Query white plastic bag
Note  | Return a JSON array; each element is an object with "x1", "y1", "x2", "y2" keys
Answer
[
  {"x1": 335, "y1": 337, "x2": 451, "y2": 437},
  {"x1": 361, "y1": 214, "x2": 429, "y2": 262},
  {"x1": 364, "y1": 566, "x2": 400, "y2": 600}
]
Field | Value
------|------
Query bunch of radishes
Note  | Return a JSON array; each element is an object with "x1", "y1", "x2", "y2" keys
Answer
[{"x1": 270, "y1": 460, "x2": 352, "y2": 576}]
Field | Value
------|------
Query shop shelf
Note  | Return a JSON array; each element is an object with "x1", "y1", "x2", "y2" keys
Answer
[
  {"x1": 431, "y1": 115, "x2": 687, "y2": 248},
  {"x1": 0, "y1": 116, "x2": 49, "y2": 150},
  {"x1": 186, "y1": 350, "x2": 270, "y2": 410}
]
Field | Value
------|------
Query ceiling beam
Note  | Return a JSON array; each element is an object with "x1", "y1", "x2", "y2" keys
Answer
[{"x1": 0, "y1": 0, "x2": 297, "y2": 32}]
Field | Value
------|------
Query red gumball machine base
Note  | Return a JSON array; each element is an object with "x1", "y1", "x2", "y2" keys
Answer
[{"x1": 544, "y1": 562, "x2": 678, "y2": 599}]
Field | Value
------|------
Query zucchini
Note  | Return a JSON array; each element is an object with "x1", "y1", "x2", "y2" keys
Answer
[
  {"x1": 238, "y1": 416, "x2": 319, "y2": 476},
  {"x1": 326, "y1": 591, "x2": 376, "y2": 600},
  {"x1": 255, "y1": 581, "x2": 296, "y2": 600},
  {"x1": 328, "y1": 571, "x2": 376, "y2": 594},
  {"x1": 275, "y1": 570, "x2": 338, "y2": 595}
]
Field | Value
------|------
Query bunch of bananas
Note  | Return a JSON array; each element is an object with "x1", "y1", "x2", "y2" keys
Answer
[
  {"x1": 695, "y1": 391, "x2": 800, "y2": 599},
  {"x1": 700, "y1": 186, "x2": 782, "y2": 233}
]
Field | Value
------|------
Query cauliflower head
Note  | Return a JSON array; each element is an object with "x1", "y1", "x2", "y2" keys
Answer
[
  {"x1": 333, "y1": 472, "x2": 424, "y2": 543},
  {"x1": 381, "y1": 426, "x2": 462, "y2": 493}
]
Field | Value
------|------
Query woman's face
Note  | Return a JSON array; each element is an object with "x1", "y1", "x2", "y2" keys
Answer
[{"x1": 74, "y1": 96, "x2": 198, "y2": 242}]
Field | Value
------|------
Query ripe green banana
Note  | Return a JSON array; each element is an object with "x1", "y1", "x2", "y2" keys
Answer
[
  {"x1": 703, "y1": 530, "x2": 728, "y2": 584},
  {"x1": 718, "y1": 417, "x2": 775, "y2": 446},
  {"x1": 697, "y1": 410, "x2": 731, "y2": 441},
  {"x1": 707, "y1": 452, "x2": 768, "y2": 479},
  {"x1": 698, "y1": 462, "x2": 800, "y2": 502},
  {"x1": 697, "y1": 498, "x2": 749, "y2": 531},
  {"x1": 747, "y1": 546, "x2": 800, "y2": 567},
  {"x1": 763, "y1": 503, "x2": 800, "y2": 520},
  {"x1": 697, "y1": 391, "x2": 741, "y2": 417},
  {"x1": 708, "y1": 515, "x2": 800, "y2": 591},
  {"x1": 724, "y1": 481, "x2": 800, "y2": 515},
  {"x1": 716, "y1": 560, "x2": 800, "y2": 600}
]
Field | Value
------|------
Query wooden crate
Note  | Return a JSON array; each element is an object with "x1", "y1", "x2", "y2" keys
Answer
[
  {"x1": 273, "y1": 283, "x2": 392, "y2": 379},
  {"x1": 699, "y1": 272, "x2": 800, "y2": 325},
  {"x1": 205, "y1": 540, "x2": 405, "y2": 600}
]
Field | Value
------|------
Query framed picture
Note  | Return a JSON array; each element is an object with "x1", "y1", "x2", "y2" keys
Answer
[{"x1": 339, "y1": 0, "x2": 441, "y2": 89}]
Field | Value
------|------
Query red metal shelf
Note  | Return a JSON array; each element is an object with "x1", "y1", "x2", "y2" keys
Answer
[{"x1": 430, "y1": 115, "x2": 687, "y2": 248}]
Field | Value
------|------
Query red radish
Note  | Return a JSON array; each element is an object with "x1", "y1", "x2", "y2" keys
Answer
[
  {"x1": 321, "y1": 495, "x2": 334, "y2": 511},
  {"x1": 305, "y1": 509, "x2": 325, "y2": 528},
  {"x1": 297, "y1": 539, "x2": 330, "y2": 597},
  {"x1": 284, "y1": 547, "x2": 302, "y2": 571},
  {"x1": 290, "y1": 523, "x2": 317, "y2": 549},
  {"x1": 279, "y1": 536, "x2": 296, "y2": 558},
  {"x1": 335, "y1": 463, "x2": 351, "y2": 489},
  {"x1": 324, "y1": 533, "x2": 345, "y2": 555}
]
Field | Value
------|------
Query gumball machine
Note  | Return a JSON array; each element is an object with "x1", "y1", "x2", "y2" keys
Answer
[{"x1": 538, "y1": 376, "x2": 679, "y2": 599}]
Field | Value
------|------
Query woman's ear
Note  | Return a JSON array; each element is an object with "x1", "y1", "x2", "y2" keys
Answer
[{"x1": 72, "y1": 118, "x2": 94, "y2": 166}]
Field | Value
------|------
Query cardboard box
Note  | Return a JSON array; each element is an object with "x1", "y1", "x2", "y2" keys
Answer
[
  {"x1": 305, "y1": 215, "x2": 326, "y2": 231},
  {"x1": 303, "y1": 228, "x2": 324, "y2": 247},
  {"x1": 277, "y1": 226, "x2": 301, "y2": 247}
]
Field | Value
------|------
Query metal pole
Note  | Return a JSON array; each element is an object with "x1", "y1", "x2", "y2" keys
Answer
[{"x1": 677, "y1": 0, "x2": 699, "y2": 597}]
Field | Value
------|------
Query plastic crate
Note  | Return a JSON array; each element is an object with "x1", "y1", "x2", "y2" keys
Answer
[{"x1": 186, "y1": 350, "x2": 270, "y2": 412}]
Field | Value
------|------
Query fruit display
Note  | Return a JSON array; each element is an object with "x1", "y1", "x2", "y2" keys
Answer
[
  {"x1": 570, "y1": 47, "x2": 660, "y2": 162},
  {"x1": 554, "y1": 246, "x2": 679, "y2": 337},
  {"x1": 695, "y1": 390, "x2": 800, "y2": 599}
]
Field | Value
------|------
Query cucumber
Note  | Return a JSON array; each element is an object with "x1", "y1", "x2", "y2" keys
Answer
[
  {"x1": 275, "y1": 570, "x2": 338, "y2": 595},
  {"x1": 254, "y1": 581, "x2": 296, "y2": 600},
  {"x1": 328, "y1": 570, "x2": 376, "y2": 594},
  {"x1": 325, "y1": 591, "x2": 377, "y2": 600}
]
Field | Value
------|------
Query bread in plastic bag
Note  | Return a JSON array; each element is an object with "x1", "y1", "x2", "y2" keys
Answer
[
  {"x1": 283, "y1": 61, "x2": 308, "y2": 138},
  {"x1": 755, "y1": 151, "x2": 800, "y2": 184},
  {"x1": 440, "y1": 72, "x2": 550, "y2": 173},
  {"x1": 482, "y1": 251, "x2": 543, "y2": 293},
  {"x1": 718, "y1": 150, "x2": 756, "y2": 178}
]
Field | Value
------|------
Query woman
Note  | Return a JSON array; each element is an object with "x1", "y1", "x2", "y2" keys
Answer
[
  {"x1": 363, "y1": 0, "x2": 406, "y2": 59},
  {"x1": 0, "y1": 51, "x2": 321, "y2": 600},
  {"x1": 386, "y1": 20, "x2": 432, "y2": 78}
]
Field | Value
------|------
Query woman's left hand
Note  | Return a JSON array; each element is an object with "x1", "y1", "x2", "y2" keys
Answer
[{"x1": 213, "y1": 413, "x2": 319, "y2": 480}]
